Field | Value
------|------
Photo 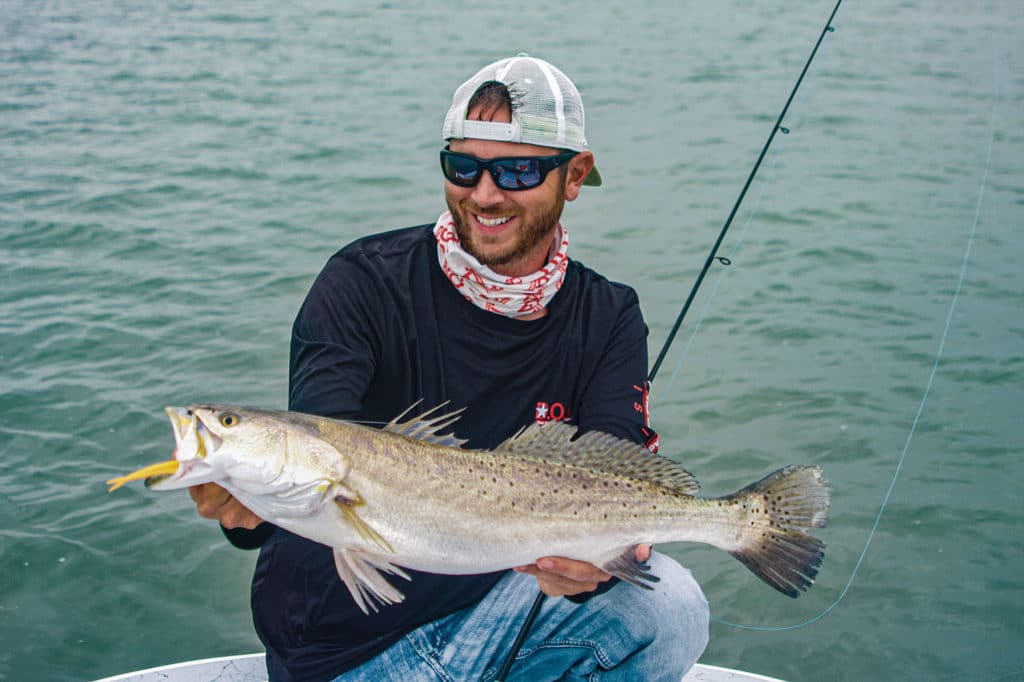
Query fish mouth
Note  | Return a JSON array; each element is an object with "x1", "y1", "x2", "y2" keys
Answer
[{"x1": 106, "y1": 407, "x2": 221, "y2": 493}]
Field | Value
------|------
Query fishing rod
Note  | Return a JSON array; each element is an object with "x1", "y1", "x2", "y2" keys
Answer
[{"x1": 493, "y1": 2, "x2": 843, "y2": 679}]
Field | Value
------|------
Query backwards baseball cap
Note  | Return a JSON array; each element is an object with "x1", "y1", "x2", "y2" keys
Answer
[{"x1": 442, "y1": 53, "x2": 602, "y2": 187}]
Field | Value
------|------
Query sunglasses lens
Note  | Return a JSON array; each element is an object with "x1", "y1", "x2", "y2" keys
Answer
[
  {"x1": 442, "y1": 153, "x2": 481, "y2": 186},
  {"x1": 494, "y1": 159, "x2": 542, "y2": 190}
]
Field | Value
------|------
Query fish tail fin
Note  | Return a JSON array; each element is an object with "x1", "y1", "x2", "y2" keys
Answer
[{"x1": 723, "y1": 465, "x2": 830, "y2": 598}]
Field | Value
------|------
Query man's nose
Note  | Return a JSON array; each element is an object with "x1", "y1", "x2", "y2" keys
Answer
[{"x1": 469, "y1": 169, "x2": 506, "y2": 207}]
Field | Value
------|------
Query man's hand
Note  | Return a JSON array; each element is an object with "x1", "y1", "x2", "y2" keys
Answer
[
  {"x1": 513, "y1": 544, "x2": 652, "y2": 597},
  {"x1": 189, "y1": 483, "x2": 263, "y2": 530}
]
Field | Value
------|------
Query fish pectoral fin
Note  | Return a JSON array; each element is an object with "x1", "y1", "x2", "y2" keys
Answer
[
  {"x1": 333, "y1": 548, "x2": 411, "y2": 615},
  {"x1": 602, "y1": 546, "x2": 661, "y2": 590},
  {"x1": 334, "y1": 492, "x2": 394, "y2": 554}
]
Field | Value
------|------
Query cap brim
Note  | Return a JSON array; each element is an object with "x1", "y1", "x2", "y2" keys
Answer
[{"x1": 583, "y1": 165, "x2": 602, "y2": 187}]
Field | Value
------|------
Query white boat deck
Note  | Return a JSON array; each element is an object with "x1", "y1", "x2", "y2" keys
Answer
[{"x1": 94, "y1": 653, "x2": 786, "y2": 682}]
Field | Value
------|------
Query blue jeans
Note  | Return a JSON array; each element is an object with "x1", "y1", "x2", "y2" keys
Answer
[{"x1": 334, "y1": 552, "x2": 709, "y2": 681}]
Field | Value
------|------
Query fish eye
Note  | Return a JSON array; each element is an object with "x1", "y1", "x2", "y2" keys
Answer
[{"x1": 220, "y1": 413, "x2": 241, "y2": 427}]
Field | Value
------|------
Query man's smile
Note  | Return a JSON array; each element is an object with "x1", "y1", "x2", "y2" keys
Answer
[{"x1": 474, "y1": 214, "x2": 513, "y2": 228}]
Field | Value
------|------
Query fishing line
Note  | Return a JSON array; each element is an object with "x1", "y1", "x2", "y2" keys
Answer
[
  {"x1": 712, "y1": 4, "x2": 1001, "y2": 632},
  {"x1": 493, "y1": 3, "x2": 844, "y2": 678}
]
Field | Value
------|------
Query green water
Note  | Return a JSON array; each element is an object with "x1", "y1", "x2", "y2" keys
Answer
[{"x1": 2, "y1": 1, "x2": 1022, "y2": 680}]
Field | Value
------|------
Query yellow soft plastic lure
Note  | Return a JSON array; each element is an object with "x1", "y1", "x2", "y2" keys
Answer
[{"x1": 107, "y1": 459, "x2": 179, "y2": 492}]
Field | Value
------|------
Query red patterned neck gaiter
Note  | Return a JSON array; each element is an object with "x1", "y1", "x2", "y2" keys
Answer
[{"x1": 433, "y1": 211, "x2": 569, "y2": 319}]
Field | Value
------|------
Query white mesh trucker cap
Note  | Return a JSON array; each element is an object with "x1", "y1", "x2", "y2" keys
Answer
[{"x1": 442, "y1": 53, "x2": 602, "y2": 187}]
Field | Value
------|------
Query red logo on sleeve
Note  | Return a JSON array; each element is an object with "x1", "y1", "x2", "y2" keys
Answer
[{"x1": 634, "y1": 382, "x2": 659, "y2": 452}]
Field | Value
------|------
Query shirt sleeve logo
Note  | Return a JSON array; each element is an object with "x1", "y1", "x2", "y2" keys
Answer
[{"x1": 634, "y1": 381, "x2": 660, "y2": 453}]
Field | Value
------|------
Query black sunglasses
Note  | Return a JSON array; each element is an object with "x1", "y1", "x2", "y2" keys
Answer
[{"x1": 440, "y1": 147, "x2": 577, "y2": 191}]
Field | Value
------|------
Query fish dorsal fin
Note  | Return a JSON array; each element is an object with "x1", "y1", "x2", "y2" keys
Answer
[
  {"x1": 494, "y1": 421, "x2": 700, "y2": 495},
  {"x1": 383, "y1": 401, "x2": 468, "y2": 448}
]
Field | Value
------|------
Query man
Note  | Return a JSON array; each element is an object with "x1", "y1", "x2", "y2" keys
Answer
[{"x1": 191, "y1": 55, "x2": 709, "y2": 681}]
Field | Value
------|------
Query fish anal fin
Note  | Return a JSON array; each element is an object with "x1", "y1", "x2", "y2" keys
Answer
[
  {"x1": 384, "y1": 401, "x2": 468, "y2": 448},
  {"x1": 334, "y1": 493, "x2": 394, "y2": 554},
  {"x1": 602, "y1": 545, "x2": 661, "y2": 590},
  {"x1": 496, "y1": 422, "x2": 700, "y2": 496},
  {"x1": 333, "y1": 548, "x2": 410, "y2": 615}
]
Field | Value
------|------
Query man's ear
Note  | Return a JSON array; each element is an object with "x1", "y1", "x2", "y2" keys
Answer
[{"x1": 564, "y1": 151, "x2": 595, "y2": 201}]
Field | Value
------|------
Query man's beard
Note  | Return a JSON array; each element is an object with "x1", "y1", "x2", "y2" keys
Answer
[{"x1": 446, "y1": 183, "x2": 566, "y2": 269}]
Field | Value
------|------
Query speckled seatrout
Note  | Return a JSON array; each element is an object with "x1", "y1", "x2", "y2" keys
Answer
[{"x1": 108, "y1": 404, "x2": 830, "y2": 614}]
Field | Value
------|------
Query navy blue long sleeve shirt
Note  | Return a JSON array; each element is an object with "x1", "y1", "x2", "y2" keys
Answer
[{"x1": 224, "y1": 224, "x2": 658, "y2": 681}]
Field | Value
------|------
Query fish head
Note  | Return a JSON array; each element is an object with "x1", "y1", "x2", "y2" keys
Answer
[{"x1": 107, "y1": 405, "x2": 291, "y2": 493}]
